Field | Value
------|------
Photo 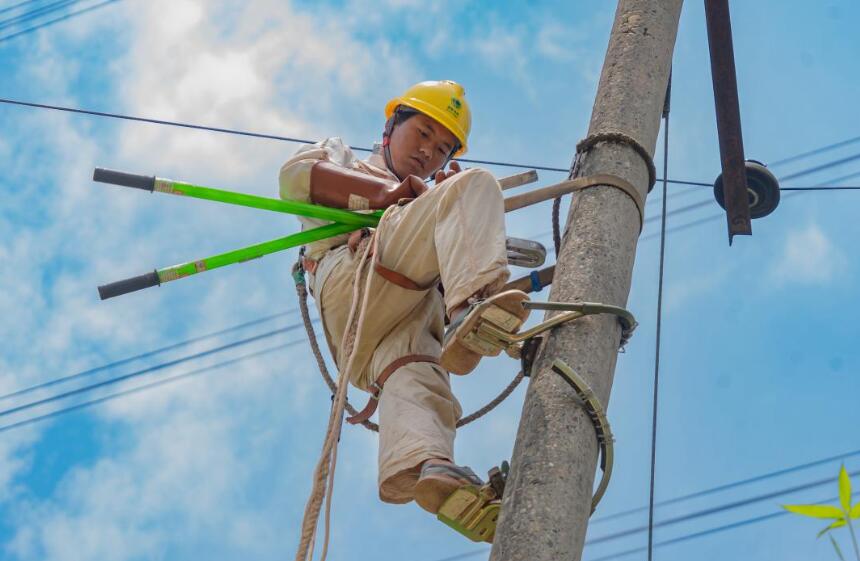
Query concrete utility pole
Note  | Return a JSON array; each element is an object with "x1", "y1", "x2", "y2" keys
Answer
[{"x1": 490, "y1": 2, "x2": 682, "y2": 560}]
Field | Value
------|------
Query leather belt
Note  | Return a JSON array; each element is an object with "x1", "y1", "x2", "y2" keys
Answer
[{"x1": 346, "y1": 354, "x2": 440, "y2": 425}]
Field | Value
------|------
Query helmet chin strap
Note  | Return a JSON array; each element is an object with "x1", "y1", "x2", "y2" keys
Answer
[
  {"x1": 382, "y1": 116, "x2": 406, "y2": 182},
  {"x1": 382, "y1": 109, "x2": 460, "y2": 182}
]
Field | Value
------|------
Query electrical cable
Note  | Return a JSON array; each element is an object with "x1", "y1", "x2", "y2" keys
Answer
[
  {"x1": 646, "y1": 77, "x2": 670, "y2": 561},
  {"x1": 0, "y1": 338, "x2": 308, "y2": 434},
  {"x1": 426, "y1": 482, "x2": 858, "y2": 561},
  {"x1": 0, "y1": 0, "x2": 43, "y2": 18},
  {"x1": 586, "y1": 490, "x2": 860, "y2": 561},
  {"x1": 642, "y1": 167, "x2": 860, "y2": 241},
  {"x1": 593, "y1": 446, "x2": 860, "y2": 523},
  {"x1": 0, "y1": 307, "x2": 298, "y2": 401},
  {"x1": 0, "y1": 319, "x2": 316, "y2": 421},
  {"x1": 0, "y1": 0, "x2": 79, "y2": 32},
  {"x1": 769, "y1": 135, "x2": 860, "y2": 167},
  {"x1": 0, "y1": 96, "x2": 729, "y2": 188},
  {"x1": 0, "y1": 0, "x2": 119, "y2": 43},
  {"x1": 770, "y1": 152, "x2": 860, "y2": 183},
  {"x1": 588, "y1": 469, "x2": 860, "y2": 546}
]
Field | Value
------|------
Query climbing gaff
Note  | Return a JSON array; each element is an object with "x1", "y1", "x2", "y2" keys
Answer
[
  {"x1": 713, "y1": 160, "x2": 780, "y2": 220},
  {"x1": 474, "y1": 301, "x2": 637, "y2": 360},
  {"x1": 438, "y1": 358, "x2": 617, "y2": 544},
  {"x1": 549, "y1": 359, "x2": 614, "y2": 514}
]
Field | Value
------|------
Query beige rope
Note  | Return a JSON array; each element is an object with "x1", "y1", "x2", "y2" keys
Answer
[
  {"x1": 576, "y1": 130, "x2": 657, "y2": 190},
  {"x1": 295, "y1": 279, "x2": 379, "y2": 431},
  {"x1": 295, "y1": 234, "x2": 375, "y2": 561}
]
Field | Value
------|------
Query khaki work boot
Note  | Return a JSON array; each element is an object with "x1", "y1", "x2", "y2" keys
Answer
[
  {"x1": 440, "y1": 290, "x2": 530, "y2": 375},
  {"x1": 414, "y1": 460, "x2": 484, "y2": 514}
]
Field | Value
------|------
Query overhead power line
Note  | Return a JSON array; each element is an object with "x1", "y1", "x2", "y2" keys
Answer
[
  {"x1": 0, "y1": 339, "x2": 305, "y2": 434},
  {"x1": 775, "y1": 151, "x2": 860, "y2": 182},
  {"x1": 587, "y1": 469, "x2": 860, "y2": 546},
  {"x1": 0, "y1": 0, "x2": 80, "y2": 33},
  {"x1": 0, "y1": 0, "x2": 42, "y2": 18},
  {"x1": 0, "y1": 96, "x2": 717, "y2": 188},
  {"x1": 641, "y1": 167, "x2": 860, "y2": 241},
  {"x1": 592, "y1": 446, "x2": 860, "y2": 524},
  {"x1": 0, "y1": 307, "x2": 297, "y2": 401},
  {"x1": 0, "y1": 320, "x2": 314, "y2": 421},
  {"x1": 0, "y1": 0, "x2": 120, "y2": 44},
  {"x1": 429, "y1": 486, "x2": 860, "y2": 561},
  {"x1": 769, "y1": 135, "x2": 860, "y2": 167},
  {"x1": 587, "y1": 490, "x2": 860, "y2": 561}
]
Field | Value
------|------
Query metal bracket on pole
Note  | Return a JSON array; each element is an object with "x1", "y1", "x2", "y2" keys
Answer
[{"x1": 704, "y1": 0, "x2": 752, "y2": 244}]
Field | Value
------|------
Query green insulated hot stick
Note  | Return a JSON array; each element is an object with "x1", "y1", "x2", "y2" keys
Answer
[{"x1": 93, "y1": 167, "x2": 383, "y2": 300}]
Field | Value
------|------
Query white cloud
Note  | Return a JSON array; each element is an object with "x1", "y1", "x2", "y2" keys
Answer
[
  {"x1": 0, "y1": 1, "x2": 425, "y2": 558},
  {"x1": 770, "y1": 223, "x2": 847, "y2": 285}
]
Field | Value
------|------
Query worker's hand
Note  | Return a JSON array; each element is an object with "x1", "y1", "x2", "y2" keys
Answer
[
  {"x1": 434, "y1": 160, "x2": 462, "y2": 185},
  {"x1": 386, "y1": 175, "x2": 429, "y2": 205}
]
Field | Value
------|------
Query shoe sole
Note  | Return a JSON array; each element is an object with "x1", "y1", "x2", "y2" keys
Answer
[{"x1": 414, "y1": 473, "x2": 469, "y2": 514}]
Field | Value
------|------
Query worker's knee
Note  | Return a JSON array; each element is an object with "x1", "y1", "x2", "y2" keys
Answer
[{"x1": 440, "y1": 167, "x2": 501, "y2": 200}]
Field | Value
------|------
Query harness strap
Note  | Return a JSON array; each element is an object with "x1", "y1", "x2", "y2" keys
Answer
[
  {"x1": 372, "y1": 231, "x2": 438, "y2": 291},
  {"x1": 346, "y1": 354, "x2": 440, "y2": 425},
  {"x1": 302, "y1": 256, "x2": 318, "y2": 275}
]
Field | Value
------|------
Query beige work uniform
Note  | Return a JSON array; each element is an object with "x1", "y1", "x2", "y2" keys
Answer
[{"x1": 279, "y1": 138, "x2": 509, "y2": 503}]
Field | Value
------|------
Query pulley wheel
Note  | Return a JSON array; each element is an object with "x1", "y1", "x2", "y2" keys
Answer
[{"x1": 713, "y1": 160, "x2": 780, "y2": 219}]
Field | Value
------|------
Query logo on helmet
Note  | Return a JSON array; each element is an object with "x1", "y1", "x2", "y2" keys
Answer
[{"x1": 447, "y1": 97, "x2": 462, "y2": 117}]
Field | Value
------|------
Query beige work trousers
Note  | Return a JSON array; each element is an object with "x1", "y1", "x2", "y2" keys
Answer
[{"x1": 309, "y1": 168, "x2": 510, "y2": 504}]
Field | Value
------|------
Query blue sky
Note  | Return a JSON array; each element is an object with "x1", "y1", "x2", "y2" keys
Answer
[{"x1": 0, "y1": 1, "x2": 859, "y2": 560}]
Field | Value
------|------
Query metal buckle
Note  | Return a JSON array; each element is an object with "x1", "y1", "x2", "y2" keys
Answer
[{"x1": 506, "y1": 237, "x2": 547, "y2": 268}]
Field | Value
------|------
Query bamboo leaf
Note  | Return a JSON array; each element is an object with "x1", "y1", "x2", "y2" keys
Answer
[
  {"x1": 784, "y1": 503, "x2": 845, "y2": 519},
  {"x1": 839, "y1": 465, "x2": 852, "y2": 512},
  {"x1": 829, "y1": 535, "x2": 846, "y2": 561},
  {"x1": 850, "y1": 502, "x2": 860, "y2": 519},
  {"x1": 817, "y1": 519, "x2": 847, "y2": 538}
]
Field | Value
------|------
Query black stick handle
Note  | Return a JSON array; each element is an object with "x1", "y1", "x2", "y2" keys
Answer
[
  {"x1": 98, "y1": 271, "x2": 161, "y2": 300},
  {"x1": 93, "y1": 168, "x2": 156, "y2": 192}
]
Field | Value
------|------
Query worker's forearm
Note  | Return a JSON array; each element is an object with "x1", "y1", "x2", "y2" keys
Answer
[{"x1": 310, "y1": 161, "x2": 398, "y2": 210}]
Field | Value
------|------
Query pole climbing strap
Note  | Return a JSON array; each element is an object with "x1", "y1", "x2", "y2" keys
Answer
[
  {"x1": 576, "y1": 131, "x2": 658, "y2": 191},
  {"x1": 503, "y1": 173, "x2": 645, "y2": 233},
  {"x1": 346, "y1": 354, "x2": 440, "y2": 425}
]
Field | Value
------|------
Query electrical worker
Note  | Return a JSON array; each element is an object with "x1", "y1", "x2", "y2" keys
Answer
[{"x1": 279, "y1": 80, "x2": 529, "y2": 514}]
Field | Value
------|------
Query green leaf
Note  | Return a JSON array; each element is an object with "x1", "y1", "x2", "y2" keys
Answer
[
  {"x1": 850, "y1": 502, "x2": 860, "y2": 519},
  {"x1": 784, "y1": 503, "x2": 845, "y2": 519},
  {"x1": 839, "y1": 465, "x2": 852, "y2": 512},
  {"x1": 829, "y1": 535, "x2": 846, "y2": 561},
  {"x1": 817, "y1": 518, "x2": 847, "y2": 538}
]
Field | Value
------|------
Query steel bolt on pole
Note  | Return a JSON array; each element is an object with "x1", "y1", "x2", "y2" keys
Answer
[{"x1": 489, "y1": 1, "x2": 683, "y2": 560}]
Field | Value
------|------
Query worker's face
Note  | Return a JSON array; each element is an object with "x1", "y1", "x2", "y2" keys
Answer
[{"x1": 388, "y1": 113, "x2": 458, "y2": 180}]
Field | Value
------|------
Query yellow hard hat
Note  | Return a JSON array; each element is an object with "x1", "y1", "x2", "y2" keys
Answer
[{"x1": 385, "y1": 80, "x2": 471, "y2": 156}]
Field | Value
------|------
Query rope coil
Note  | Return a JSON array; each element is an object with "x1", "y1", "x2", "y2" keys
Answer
[{"x1": 553, "y1": 130, "x2": 657, "y2": 255}]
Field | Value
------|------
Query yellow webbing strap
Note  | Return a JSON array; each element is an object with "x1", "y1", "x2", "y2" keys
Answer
[
  {"x1": 503, "y1": 174, "x2": 645, "y2": 232},
  {"x1": 549, "y1": 359, "x2": 615, "y2": 514}
]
